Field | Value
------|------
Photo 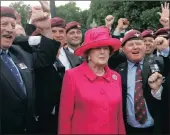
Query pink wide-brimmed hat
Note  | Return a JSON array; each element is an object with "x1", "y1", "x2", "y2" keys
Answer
[{"x1": 74, "y1": 26, "x2": 121, "y2": 56}]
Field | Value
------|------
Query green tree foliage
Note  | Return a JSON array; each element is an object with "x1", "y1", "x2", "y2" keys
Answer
[
  {"x1": 88, "y1": 0, "x2": 164, "y2": 31},
  {"x1": 9, "y1": 1, "x2": 31, "y2": 28},
  {"x1": 55, "y1": 2, "x2": 89, "y2": 34}
]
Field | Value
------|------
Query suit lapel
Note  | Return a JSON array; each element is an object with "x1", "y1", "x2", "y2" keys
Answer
[
  {"x1": 118, "y1": 62, "x2": 128, "y2": 89},
  {"x1": 9, "y1": 50, "x2": 33, "y2": 105},
  {"x1": 117, "y1": 62, "x2": 128, "y2": 123},
  {"x1": 142, "y1": 57, "x2": 152, "y2": 89},
  {"x1": 64, "y1": 48, "x2": 81, "y2": 68},
  {"x1": 0, "y1": 58, "x2": 26, "y2": 99}
]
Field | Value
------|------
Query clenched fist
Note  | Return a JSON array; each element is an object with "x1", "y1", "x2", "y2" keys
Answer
[
  {"x1": 105, "y1": 15, "x2": 114, "y2": 28},
  {"x1": 154, "y1": 36, "x2": 169, "y2": 51},
  {"x1": 148, "y1": 72, "x2": 163, "y2": 91}
]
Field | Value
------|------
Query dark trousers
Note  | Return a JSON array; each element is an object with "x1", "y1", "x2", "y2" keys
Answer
[{"x1": 126, "y1": 124, "x2": 154, "y2": 134}]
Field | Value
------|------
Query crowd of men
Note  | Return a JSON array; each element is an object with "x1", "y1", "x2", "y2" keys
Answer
[{"x1": 0, "y1": 1, "x2": 169, "y2": 134}]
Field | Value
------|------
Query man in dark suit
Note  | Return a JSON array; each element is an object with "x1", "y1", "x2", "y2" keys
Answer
[
  {"x1": 0, "y1": 6, "x2": 60, "y2": 134},
  {"x1": 58, "y1": 21, "x2": 83, "y2": 70},
  {"x1": 154, "y1": 27, "x2": 170, "y2": 134},
  {"x1": 114, "y1": 30, "x2": 163, "y2": 134}
]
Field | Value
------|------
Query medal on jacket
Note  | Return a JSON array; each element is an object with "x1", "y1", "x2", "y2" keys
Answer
[
  {"x1": 18, "y1": 63, "x2": 27, "y2": 69},
  {"x1": 112, "y1": 74, "x2": 117, "y2": 80}
]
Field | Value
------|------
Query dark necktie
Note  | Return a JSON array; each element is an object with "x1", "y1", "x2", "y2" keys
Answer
[
  {"x1": 0, "y1": 50, "x2": 26, "y2": 95},
  {"x1": 134, "y1": 63, "x2": 147, "y2": 124}
]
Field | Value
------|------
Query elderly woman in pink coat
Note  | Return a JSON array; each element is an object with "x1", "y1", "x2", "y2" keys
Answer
[{"x1": 58, "y1": 26, "x2": 126, "y2": 134}]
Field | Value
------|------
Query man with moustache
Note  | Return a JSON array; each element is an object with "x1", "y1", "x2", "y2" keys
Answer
[
  {"x1": 0, "y1": 5, "x2": 60, "y2": 134},
  {"x1": 59, "y1": 21, "x2": 84, "y2": 70},
  {"x1": 141, "y1": 30, "x2": 156, "y2": 57},
  {"x1": 115, "y1": 30, "x2": 164, "y2": 134}
]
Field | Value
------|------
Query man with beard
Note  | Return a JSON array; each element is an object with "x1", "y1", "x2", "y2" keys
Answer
[
  {"x1": 141, "y1": 30, "x2": 156, "y2": 57},
  {"x1": 58, "y1": 21, "x2": 84, "y2": 70},
  {"x1": 0, "y1": 5, "x2": 60, "y2": 134}
]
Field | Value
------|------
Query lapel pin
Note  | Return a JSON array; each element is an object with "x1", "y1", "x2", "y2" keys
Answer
[
  {"x1": 120, "y1": 68, "x2": 124, "y2": 71},
  {"x1": 18, "y1": 63, "x2": 27, "y2": 69},
  {"x1": 112, "y1": 74, "x2": 117, "y2": 80}
]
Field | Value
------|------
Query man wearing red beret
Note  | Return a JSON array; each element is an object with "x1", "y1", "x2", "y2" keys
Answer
[
  {"x1": 115, "y1": 30, "x2": 164, "y2": 134},
  {"x1": 154, "y1": 27, "x2": 170, "y2": 134},
  {"x1": 51, "y1": 17, "x2": 66, "y2": 47},
  {"x1": 141, "y1": 30, "x2": 156, "y2": 57},
  {"x1": 58, "y1": 21, "x2": 83, "y2": 70},
  {"x1": 0, "y1": 4, "x2": 61, "y2": 134}
]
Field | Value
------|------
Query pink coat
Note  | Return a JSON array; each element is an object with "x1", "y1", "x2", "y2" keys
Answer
[{"x1": 58, "y1": 62, "x2": 126, "y2": 134}]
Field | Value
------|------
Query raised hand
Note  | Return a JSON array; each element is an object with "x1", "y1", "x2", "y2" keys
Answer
[
  {"x1": 157, "y1": 2, "x2": 169, "y2": 27},
  {"x1": 105, "y1": 15, "x2": 114, "y2": 28},
  {"x1": 117, "y1": 18, "x2": 129, "y2": 30},
  {"x1": 39, "y1": 1, "x2": 50, "y2": 13},
  {"x1": 154, "y1": 36, "x2": 169, "y2": 51}
]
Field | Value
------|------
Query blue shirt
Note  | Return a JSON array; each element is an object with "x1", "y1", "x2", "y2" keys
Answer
[
  {"x1": 127, "y1": 60, "x2": 154, "y2": 128},
  {"x1": 157, "y1": 46, "x2": 170, "y2": 57}
]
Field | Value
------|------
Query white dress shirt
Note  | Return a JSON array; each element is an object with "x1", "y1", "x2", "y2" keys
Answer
[{"x1": 58, "y1": 47, "x2": 74, "y2": 70}]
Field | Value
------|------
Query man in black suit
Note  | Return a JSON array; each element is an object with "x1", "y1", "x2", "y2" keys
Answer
[
  {"x1": 154, "y1": 27, "x2": 170, "y2": 134},
  {"x1": 58, "y1": 21, "x2": 83, "y2": 70},
  {"x1": 114, "y1": 30, "x2": 163, "y2": 134},
  {"x1": 0, "y1": 5, "x2": 60, "y2": 134}
]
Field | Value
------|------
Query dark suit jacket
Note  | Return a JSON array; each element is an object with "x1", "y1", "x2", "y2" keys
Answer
[
  {"x1": 1, "y1": 36, "x2": 60, "y2": 134},
  {"x1": 115, "y1": 56, "x2": 162, "y2": 133},
  {"x1": 160, "y1": 53, "x2": 170, "y2": 134},
  {"x1": 63, "y1": 48, "x2": 83, "y2": 68}
]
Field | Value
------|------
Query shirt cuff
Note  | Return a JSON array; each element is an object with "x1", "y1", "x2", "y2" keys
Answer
[
  {"x1": 151, "y1": 85, "x2": 163, "y2": 100},
  {"x1": 160, "y1": 46, "x2": 170, "y2": 57},
  {"x1": 28, "y1": 36, "x2": 41, "y2": 46}
]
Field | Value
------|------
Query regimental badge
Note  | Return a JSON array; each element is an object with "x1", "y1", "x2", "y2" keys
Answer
[
  {"x1": 18, "y1": 63, "x2": 27, "y2": 69},
  {"x1": 134, "y1": 33, "x2": 140, "y2": 37},
  {"x1": 112, "y1": 74, "x2": 117, "y2": 80},
  {"x1": 77, "y1": 24, "x2": 81, "y2": 28}
]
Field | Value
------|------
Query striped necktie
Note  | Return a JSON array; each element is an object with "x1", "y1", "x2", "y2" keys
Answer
[{"x1": 134, "y1": 63, "x2": 147, "y2": 124}]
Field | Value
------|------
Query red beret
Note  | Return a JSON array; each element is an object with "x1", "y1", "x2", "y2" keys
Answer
[
  {"x1": 51, "y1": 17, "x2": 66, "y2": 28},
  {"x1": 65, "y1": 21, "x2": 81, "y2": 33},
  {"x1": 1, "y1": 6, "x2": 16, "y2": 19},
  {"x1": 155, "y1": 27, "x2": 170, "y2": 37},
  {"x1": 141, "y1": 30, "x2": 155, "y2": 38},
  {"x1": 121, "y1": 30, "x2": 143, "y2": 46}
]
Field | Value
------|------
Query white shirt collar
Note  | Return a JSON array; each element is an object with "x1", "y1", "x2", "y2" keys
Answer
[{"x1": 68, "y1": 47, "x2": 74, "y2": 53}]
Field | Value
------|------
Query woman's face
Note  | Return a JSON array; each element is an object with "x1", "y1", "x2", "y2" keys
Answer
[{"x1": 88, "y1": 46, "x2": 110, "y2": 66}]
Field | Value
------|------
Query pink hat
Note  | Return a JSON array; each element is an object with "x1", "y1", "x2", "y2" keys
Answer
[
  {"x1": 74, "y1": 26, "x2": 121, "y2": 56},
  {"x1": 141, "y1": 29, "x2": 155, "y2": 38}
]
